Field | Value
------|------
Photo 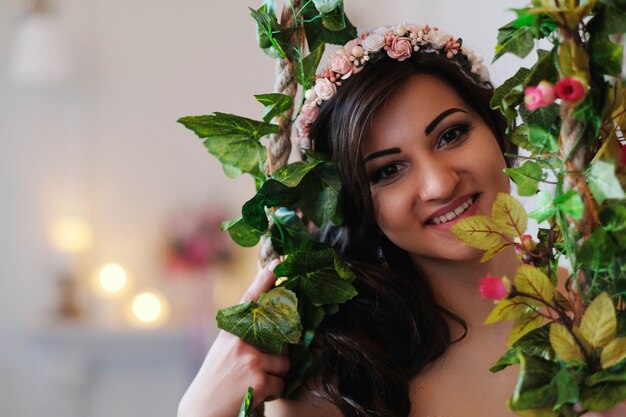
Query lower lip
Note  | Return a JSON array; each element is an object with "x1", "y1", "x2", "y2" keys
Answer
[{"x1": 425, "y1": 195, "x2": 480, "y2": 231}]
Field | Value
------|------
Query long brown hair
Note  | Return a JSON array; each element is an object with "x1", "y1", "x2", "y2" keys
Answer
[{"x1": 308, "y1": 55, "x2": 513, "y2": 417}]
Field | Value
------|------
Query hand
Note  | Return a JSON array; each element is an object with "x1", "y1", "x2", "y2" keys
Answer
[
  {"x1": 177, "y1": 260, "x2": 291, "y2": 417},
  {"x1": 581, "y1": 403, "x2": 626, "y2": 417}
]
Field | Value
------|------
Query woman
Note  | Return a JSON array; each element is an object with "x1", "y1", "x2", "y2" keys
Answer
[{"x1": 178, "y1": 24, "x2": 625, "y2": 417}]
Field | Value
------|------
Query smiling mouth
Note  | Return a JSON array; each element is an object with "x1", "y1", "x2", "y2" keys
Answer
[{"x1": 426, "y1": 195, "x2": 478, "y2": 225}]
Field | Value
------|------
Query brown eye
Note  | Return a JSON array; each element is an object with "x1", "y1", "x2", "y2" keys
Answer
[
  {"x1": 437, "y1": 124, "x2": 469, "y2": 148},
  {"x1": 371, "y1": 163, "x2": 404, "y2": 183}
]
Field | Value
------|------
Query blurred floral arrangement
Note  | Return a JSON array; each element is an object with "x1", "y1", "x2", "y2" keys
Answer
[{"x1": 165, "y1": 207, "x2": 232, "y2": 274}]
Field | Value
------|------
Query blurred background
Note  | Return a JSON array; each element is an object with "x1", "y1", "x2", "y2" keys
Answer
[{"x1": 0, "y1": 0, "x2": 524, "y2": 416}]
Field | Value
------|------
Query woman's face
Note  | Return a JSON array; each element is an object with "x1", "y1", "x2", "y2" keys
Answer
[{"x1": 362, "y1": 73, "x2": 510, "y2": 267}]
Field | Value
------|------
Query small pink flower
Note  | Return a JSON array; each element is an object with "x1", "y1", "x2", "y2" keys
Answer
[
  {"x1": 479, "y1": 274, "x2": 509, "y2": 300},
  {"x1": 524, "y1": 81, "x2": 556, "y2": 111},
  {"x1": 386, "y1": 36, "x2": 413, "y2": 61},
  {"x1": 299, "y1": 101, "x2": 320, "y2": 124},
  {"x1": 343, "y1": 39, "x2": 360, "y2": 57},
  {"x1": 555, "y1": 77, "x2": 586, "y2": 103},
  {"x1": 313, "y1": 77, "x2": 337, "y2": 101},
  {"x1": 330, "y1": 53, "x2": 353, "y2": 75}
]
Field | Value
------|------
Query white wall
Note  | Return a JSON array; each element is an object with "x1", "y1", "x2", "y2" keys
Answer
[{"x1": 0, "y1": 1, "x2": 524, "y2": 416}]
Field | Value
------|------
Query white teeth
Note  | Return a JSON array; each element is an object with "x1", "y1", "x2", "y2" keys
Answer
[{"x1": 428, "y1": 197, "x2": 474, "y2": 225}]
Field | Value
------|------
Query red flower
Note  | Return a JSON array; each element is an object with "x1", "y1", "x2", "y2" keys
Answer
[
  {"x1": 555, "y1": 77, "x2": 586, "y2": 103},
  {"x1": 620, "y1": 142, "x2": 626, "y2": 166},
  {"x1": 479, "y1": 274, "x2": 509, "y2": 300}
]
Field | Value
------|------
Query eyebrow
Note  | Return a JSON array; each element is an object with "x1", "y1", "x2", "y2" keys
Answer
[
  {"x1": 363, "y1": 147, "x2": 401, "y2": 163},
  {"x1": 424, "y1": 108, "x2": 468, "y2": 135}
]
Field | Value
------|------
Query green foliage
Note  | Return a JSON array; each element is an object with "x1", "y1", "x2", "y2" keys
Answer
[
  {"x1": 221, "y1": 217, "x2": 264, "y2": 247},
  {"x1": 294, "y1": 44, "x2": 325, "y2": 91},
  {"x1": 217, "y1": 287, "x2": 302, "y2": 354},
  {"x1": 586, "y1": 160, "x2": 626, "y2": 204},
  {"x1": 505, "y1": 161, "x2": 545, "y2": 196},
  {"x1": 255, "y1": 93, "x2": 294, "y2": 123},
  {"x1": 238, "y1": 387, "x2": 254, "y2": 417},
  {"x1": 494, "y1": 25, "x2": 534, "y2": 62},
  {"x1": 300, "y1": 1, "x2": 357, "y2": 52}
]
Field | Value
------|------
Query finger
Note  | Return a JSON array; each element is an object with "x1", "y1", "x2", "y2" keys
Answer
[
  {"x1": 263, "y1": 353, "x2": 291, "y2": 376},
  {"x1": 240, "y1": 259, "x2": 281, "y2": 303},
  {"x1": 252, "y1": 374, "x2": 285, "y2": 408}
]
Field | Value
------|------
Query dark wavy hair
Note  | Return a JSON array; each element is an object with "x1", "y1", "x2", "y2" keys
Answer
[{"x1": 307, "y1": 54, "x2": 514, "y2": 417}]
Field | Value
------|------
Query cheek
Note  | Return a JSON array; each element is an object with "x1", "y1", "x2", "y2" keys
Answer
[{"x1": 371, "y1": 186, "x2": 414, "y2": 234}]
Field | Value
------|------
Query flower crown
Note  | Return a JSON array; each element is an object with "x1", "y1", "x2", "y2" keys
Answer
[{"x1": 296, "y1": 23, "x2": 491, "y2": 150}]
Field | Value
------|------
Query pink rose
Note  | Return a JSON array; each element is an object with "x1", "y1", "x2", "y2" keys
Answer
[
  {"x1": 313, "y1": 77, "x2": 337, "y2": 101},
  {"x1": 343, "y1": 39, "x2": 360, "y2": 57},
  {"x1": 299, "y1": 101, "x2": 320, "y2": 124},
  {"x1": 330, "y1": 54, "x2": 353, "y2": 75},
  {"x1": 524, "y1": 81, "x2": 556, "y2": 111},
  {"x1": 479, "y1": 274, "x2": 509, "y2": 300},
  {"x1": 555, "y1": 77, "x2": 586, "y2": 103},
  {"x1": 386, "y1": 36, "x2": 412, "y2": 61}
]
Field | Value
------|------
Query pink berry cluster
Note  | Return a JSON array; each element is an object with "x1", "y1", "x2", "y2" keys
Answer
[
  {"x1": 295, "y1": 23, "x2": 491, "y2": 151},
  {"x1": 524, "y1": 77, "x2": 587, "y2": 111}
]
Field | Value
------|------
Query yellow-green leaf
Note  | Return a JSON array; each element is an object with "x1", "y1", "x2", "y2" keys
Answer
[
  {"x1": 507, "y1": 312, "x2": 543, "y2": 347},
  {"x1": 480, "y1": 242, "x2": 513, "y2": 263},
  {"x1": 485, "y1": 298, "x2": 531, "y2": 325},
  {"x1": 451, "y1": 215, "x2": 504, "y2": 250},
  {"x1": 601, "y1": 337, "x2": 626, "y2": 369},
  {"x1": 515, "y1": 265, "x2": 554, "y2": 304},
  {"x1": 580, "y1": 292, "x2": 617, "y2": 349},
  {"x1": 511, "y1": 407, "x2": 559, "y2": 417},
  {"x1": 550, "y1": 323, "x2": 585, "y2": 363},
  {"x1": 492, "y1": 192, "x2": 528, "y2": 238}
]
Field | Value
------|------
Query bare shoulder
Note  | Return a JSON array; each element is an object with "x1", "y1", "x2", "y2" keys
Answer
[{"x1": 264, "y1": 388, "x2": 342, "y2": 417}]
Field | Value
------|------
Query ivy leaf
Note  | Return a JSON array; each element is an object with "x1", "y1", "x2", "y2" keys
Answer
[
  {"x1": 237, "y1": 387, "x2": 254, "y2": 417},
  {"x1": 491, "y1": 327, "x2": 554, "y2": 373},
  {"x1": 480, "y1": 242, "x2": 514, "y2": 263},
  {"x1": 586, "y1": 160, "x2": 626, "y2": 205},
  {"x1": 604, "y1": 5, "x2": 626, "y2": 33},
  {"x1": 587, "y1": 360, "x2": 626, "y2": 386},
  {"x1": 579, "y1": 228, "x2": 617, "y2": 269},
  {"x1": 249, "y1": 5, "x2": 290, "y2": 58},
  {"x1": 494, "y1": 25, "x2": 534, "y2": 61},
  {"x1": 217, "y1": 287, "x2": 302, "y2": 354},
  {"x1": 297, "y1": 162, "x2": 342, "y2": 227},
  {"x1": 555, "y1": 190, "x2": 584, "y2": 220},
  {"x1": 580, "y1": 381, "x2": 626, "y2": 412},
  {"x1": 178, "y1": 113, "x2": 275, "y2": 179},
  {"x1": 507, "y1": 312, "x2": 544, "y2": 347},
  {"x1": 221, "y1": 217, "x2": 263, "y2": 247},
  {"x1": 515, "y1": 265, "x2": 554, "y2": 305},
  {"x1": 550, "y1": 323, "x2": 586, "y2": 363},
  {"x1": 510, "y1": 353, "x2": 559, "y2": 410},
  {"x1": 255, "y1": 93, "x2": 294, "y2": 123},
  {"x1": 243, "y1": 179, "x2": 300, "y2": 231},
  {"x1": 491, "y1": 66, "x2": 531, "y2": 119},
  {"x1": 312, "y1": 0, "x2": 341, "y2": 15},
  {"x1": 492, "y1": 192, "x2": 529, "y2": 237},
  {"x1": 274, "y1": 248, "x2": 357, "y2": 305},
  {"x1": 510, "y1": 124, "x2": 543, "y2": 154},
  {"x1": 580, "y1": 292, "x2": 617, "y2": 349},
  {"x1": 451, "y1": 215, "x2": 505, "y2": 250},
  {"x1": 520, "y1": 103, "x2": 560, "y2": 128},
  {"x1": 485, "y1": 298, "x2": 532, "y2": 325},
  {"x1": 294, "y1": 44, "x2": 325, "y2": 91},
  {"x1": 602, "y1": 337, "x2": 626, "y2": 369},
  {"x1": 505, "y1": 161, "x2": 544, "y2": 196},
  {"x1": 588, "y1": 6, "x2": 625, "y2": 76},
  {"x1": 272, "y1": 160, "x2": 322, "y2": 187},
  {"x1": 527, "y1": 125, "x2": 559, "y2": 153},
  {"x1": 554, "y1": 366, "x2": 580, "y2": 409},
  {"x1": 529, "y1": 190, "x2": 556, "y2": 223},
  {"x1": 600, "y1": 205, "x2": 626, "y2": 232},
  {"x1": 271, "y1": 208, "x2": 317, "y2": 255},
  {"x1": 301, "y1": 1, "x2": 356, "y2": 51}
]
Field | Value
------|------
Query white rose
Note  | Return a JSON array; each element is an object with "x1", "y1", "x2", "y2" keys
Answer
[
  {"x1": 361, "y1": 33, "x2": 385, "y2": 53},
  {"x1": 428, "y1": 28, "x2": 449, "y2": 49},
  {"x1": 372, "y1": 26, "x2": 389, "y2": 35},
  {"x1": 313, "y1": 78, "x2": 337, "y2": 101}
]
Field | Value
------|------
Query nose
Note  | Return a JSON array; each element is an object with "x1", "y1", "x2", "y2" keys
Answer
[{"x1": 415, "y1": 156, "x2": 460, "y2": 202}]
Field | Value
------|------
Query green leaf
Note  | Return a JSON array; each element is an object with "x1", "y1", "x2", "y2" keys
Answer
[
  {"x1": 580, "y1": 381, "x2": 626, "y2": 412},
  {"x1": 272, "y1": 160, "x2": 322, "y2": 187},
  {"x1": 508, "y1": 312, "x2": 544, "y2": 347},
  {"x1": 249, "y1": 5, "x2": 290, "y2": 58},
  {"x1": 271, "y1": 208, "x2": 317, "y2": 255},
  {"x1": 242, "y1": 179, "x2": 300, "y2": 231},
  {"x1": 494, "y1": 25, "x2": 535, "y2": 61},
  {"x1": 604, "y1": 6, "x2": 626, "y2": 33},
  {"x1": 588, "y1": 6, "x2": 625, "y2": 76},
  {"x1": 510, "y1": 353, "x2": 559, "y2": 410},
  {"x1": 217, "y1": 287, "x2": 302, "y2": 354},
  {"x1": 515, "y1": 265, "x2": 554, "y2": 304},
  {"x1": 297, "y1": 162, "x2": 342, "y2": 227},
  {"x1": 255, "y1": 93, "x2": 294, "y2": 123},
  {"x1": 294, "y1": 44, "x2": 325, "y2": 91},
  {"x1": 274, "y1": 248, "x2": 356, "y2": 305},
  {"x1": 510, "y1": 124, "x2": 543, "y2": 154},
  {"x1": 492, "y1": 192, "x2": 529, "y2": 237},
  {"x1": 586, "y1": 160, "x2": 626, "y2": 205},
  {"x1": 550, "y1": 323, "x2": 585, "y2": 363},
  {"x1": 555, "y1": 190, "x2": 584, "y2": 220},
  {"x1": 580, "y1": 292, "x2": 616, "y2": 349},
  {"x1": 520, "y1": 103, "x2": 560, "y2": 128},
  {"x1": 451, "y1": 215, "x2": 505, "y2": 250},
  {"x1": 491, "y1": 327, "x2": 554, "y2": 373},
  {"x1": 587, "y1": 360, "x2": 626, "y2": 386},
  {"x1": 578, "y1": 228, "x2": 618, "y2": 270},
  {"x1": 312, "y1": 0, "x2": 342, "y2": 14},
  {"x1": 485, "y1": 298, "x2": 532, "y2": 325},
  {"x1": 491, "y1": 66, "x2": 531, "y2": 115},
  {"x1": 527, "y1": 125, "x2": 559, "y2": 153},
  {"x1": 529, "y1": 190, "x2": 557, "y2": 223},
  {"x1": 221, "y1": 217, "x2": 263, "y2": 247},
  {"x1": 553, "y1": 366, "x2": 580, "y2": 409},
  {"x1": 301, "y1": 2, "x2": 356, "y2": 51},
  {"x1": 237, "y1": 387, "x2": 254, "y2": 417},
  {"x1": 600, "y1": 205, "x2": 626, "y2": 232},
  {"x1": 505, "y1": 161, "x2": 544, "y2": 196},
  {"x1": 178, "y1": 113, "x2": 275, "y2": 179}
]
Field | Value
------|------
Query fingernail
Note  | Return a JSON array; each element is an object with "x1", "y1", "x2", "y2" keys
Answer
[{"x1": 268, "y1": 259, "x2": 280, "y2": 272}]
